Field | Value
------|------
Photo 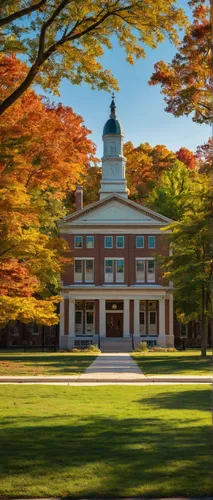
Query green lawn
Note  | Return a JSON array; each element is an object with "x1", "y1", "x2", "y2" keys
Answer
[
  {"x1": 0, "y1": 352, "x2": 97, "y2": 376},
  {"x1": 0, "y1": 385, "x2": 212, "y2": 498},
  {"x1": 132, "y1": 350, "x2": 213, "y2": 376}
]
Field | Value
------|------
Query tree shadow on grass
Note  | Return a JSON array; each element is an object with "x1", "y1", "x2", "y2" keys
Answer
[
  {"x1": 134, "y1": 354, "x2": 213, "y2": 375},
  {"x1": 0, "y1": 396, "x2": 212, "y2": 497},
  {"x1": 136, "y1": 387, "x2": 212, "y2": 412}
]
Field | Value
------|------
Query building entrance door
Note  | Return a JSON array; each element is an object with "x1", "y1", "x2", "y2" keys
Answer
[{"x1": 106, "y1": 313, "x2": 123, "y2": 337}]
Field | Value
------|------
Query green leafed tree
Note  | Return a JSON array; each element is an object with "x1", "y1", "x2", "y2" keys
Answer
[
  {"x1": 159, "y1": 172, "x2": 212, "y2": 356},
  {"x1": 0, "y1": 0, "x2": 187, "y2": 114},
  {"x1": 146, "y1": 160, "x2": 201, "y2": 220}
]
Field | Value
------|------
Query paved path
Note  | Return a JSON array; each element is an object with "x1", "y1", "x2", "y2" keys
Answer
[
  {"x1": 0, "y1": 352, "x2": 212, "y2": 384},
  {"x1": 80, "y1": 353, "x2": 145, "y2": 381}
]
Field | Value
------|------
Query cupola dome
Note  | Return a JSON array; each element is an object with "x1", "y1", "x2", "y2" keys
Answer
[{"x1": 103, "y1": 94, "x2": 123, "y2": 136}]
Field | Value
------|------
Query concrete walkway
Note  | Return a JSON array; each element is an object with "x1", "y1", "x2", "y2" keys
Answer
[
  {"x1": 0, "y1": 352, "x2": 212, "y2": 384},
  {"x1": 80, "y1": 352, "x2": 145, "y2": 381}
]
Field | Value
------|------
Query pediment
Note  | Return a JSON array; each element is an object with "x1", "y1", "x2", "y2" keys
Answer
[{"x1": 59, "y1": 194, "x2": 172, "y2": 228}]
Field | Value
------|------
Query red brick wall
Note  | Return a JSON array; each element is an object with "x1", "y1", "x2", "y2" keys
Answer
[{"x1": 61, "y1": 233, "x2": 170, "y2": 286}]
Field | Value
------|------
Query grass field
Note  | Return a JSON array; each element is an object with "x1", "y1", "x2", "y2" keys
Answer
[
  {"x1": 0, "y1": 352, "x2": 97, "y2": 376},
  {"x1": 0, "y1": 385, "x2": 212, "y2": 498},
  {"x1": 132, "y1": 350, "x2": 213, "y2": 376}
]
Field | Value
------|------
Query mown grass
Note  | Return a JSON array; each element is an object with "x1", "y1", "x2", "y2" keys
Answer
[
  {"x1": 132, "y1": 349, "x2": 213, "y2": 376},
  {"x1": 0, "y1": 385, "x2": 212, "y2": 498},
  {"x1": 0, "y1": 352, "x2": 97, "y2": 376}
]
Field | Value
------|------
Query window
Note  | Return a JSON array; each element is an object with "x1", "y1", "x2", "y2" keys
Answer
[
  {"x1": 116, "y1": 236, "x2": 124, "y2": 248},
  {"x1": 147, "y1": 259, "x2": 155, "y2": 282},
  {"x1": 86, "y1": 236, "x2": 94, "y2": 248},
  {"x1": 85, "y1": 260, "x2": 94, "y2": 282},
  {"x1": 74, "y1": 260, "x2": 82, "y2": 282},
  {"x1": 116, "y1": 259, "x2": 124, "y2": 282},
  {"x1": 105, "y1": 259, "x2": 113, "y2": 282},
  {"x1": 74, "y1": 259, "x2": 94, "y2": 283},
  {"x1": 85, "y1": 302, "x2": 94, "y2": 333},
  {"x1": 136, "y1": 259, "x2": 145, "y2": 282},
  {"x1": 75, "y1": 301, "x2": 95, "y2": 335},
  {"x1": 136, "y1": 236, "x2": 144, "y2": 248},
  {"x1": 148, "y1": 236, "x2": 155, "y2": 249},
  {"x1": 105, "y1": 236, "x2": 113, "y2": 248},
  {"x1": 104, "y1": 259, "x2": 124, "y2": 283},
  {"x1": 75, "y1": 236, "x2": 83, "y2": 248}
]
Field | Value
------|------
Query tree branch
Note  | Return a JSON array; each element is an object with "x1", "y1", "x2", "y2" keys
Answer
[{"x1": 0, "y1": 0, "x2": 48, "y2": 28}]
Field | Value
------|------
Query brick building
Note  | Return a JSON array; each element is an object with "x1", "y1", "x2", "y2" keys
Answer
[{"x1": 59, "y1": 96, "x2": 175, "y2": 351}]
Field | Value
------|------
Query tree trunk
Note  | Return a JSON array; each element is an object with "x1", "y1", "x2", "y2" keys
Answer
[
  {"x1": 0, "y1": 63, "x2": 39, "y2": 115},
  {"x1": 201, "y1": 286, "x2": 207, "y2": 356}
]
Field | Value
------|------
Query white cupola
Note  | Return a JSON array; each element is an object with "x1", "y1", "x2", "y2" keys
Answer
[{"x1": 99, "y1": 94, "x2": 128, "y2": 200}]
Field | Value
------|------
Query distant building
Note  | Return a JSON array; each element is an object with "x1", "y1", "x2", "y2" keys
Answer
[{"x1": 58, "y1": 96, "x2": 174, "y2": 351}]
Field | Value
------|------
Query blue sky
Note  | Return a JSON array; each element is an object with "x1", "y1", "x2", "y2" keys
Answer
[{"x1": 46, "y1": 0, "x2": 210, "y2": 159}]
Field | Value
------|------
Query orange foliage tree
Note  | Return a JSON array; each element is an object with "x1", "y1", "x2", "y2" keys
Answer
[
  {"x1": 0, "y1": 54, "x2": 96, "y2": 327},
  {"x1": 149, "y1": 2, "x2": 212, "y2": 124}
]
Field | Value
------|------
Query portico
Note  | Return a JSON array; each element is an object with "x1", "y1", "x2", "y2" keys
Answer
[{"x1": 59, "y1": 289, "x2": 173, "y2": 349}]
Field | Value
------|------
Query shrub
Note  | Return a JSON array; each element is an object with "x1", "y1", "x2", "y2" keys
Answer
[
  {"x1": 149, "y1": 346, "x2": 166, "y2": 352},
  {"x1": 71, "y1": 348, "x2": 81, "y2": 353},
  {"x1": 166, "y1": 347, "x2": 177, "y2": 352},
  {"x1": 86, "y1": 344, "x2": 101, "y2": 353},
  {"x1": 136, "y1": 341, "x2": 148, "y2": 352}
]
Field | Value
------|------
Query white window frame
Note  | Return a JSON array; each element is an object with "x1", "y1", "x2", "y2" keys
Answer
[
  {"x1": 116, "y1": 236, "x2": 124, "y2": 248},
  {"x1": 105, "y1": 236, "x2": 113, "y2": 249},
  {"x1": 148, "y1": 235, "x2": 155, "y2": 249},
  {"x1": 86, "y1": 236, "x2": 94, "y2": 248},
  {"x1": 85, "y1": 259, "x2": 94, "y2": 283},
  {"x1": 75, "y1": 309, "x2": 83, "y2": 334},
  {"x1": 148, "y1": 310, "x2": 157, "y2": 334},
  {"x1": 116, "y1": 259, "x2": 124, "y2": 283},
  {"x1": 147, "y1": 259, "x2": 155, "y2": 283},
  {"x1": 136, "y1": 259, "x2": 145, "y2": 283},
  {"x1": 85, "y1": 302, "x2": 95, "y2": 334},
  {"x1": 74, "y1": 258, "x2": 94, "y2": 283},
  {"x1": 104, "y1": 258, "x2": 124, "y2": 283},
  {"x1": 136, "y1": 236, "x2": 144, "y2": 248},
  {"x1": 74, "y1": 259, "x2": 83, "y2": 283},
  {"x1": 74, "y1": 235, "x2": 83, "y2": 248}
]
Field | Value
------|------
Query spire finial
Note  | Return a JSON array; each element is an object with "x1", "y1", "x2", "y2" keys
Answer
[{"x1": 110, "y1": 92, "x2": 116, "y2": 118}]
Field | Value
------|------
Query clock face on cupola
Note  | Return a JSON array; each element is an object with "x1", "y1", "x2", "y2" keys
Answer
[{"x1": 99, "y1": 94, "x2": 128, "y2": 200}]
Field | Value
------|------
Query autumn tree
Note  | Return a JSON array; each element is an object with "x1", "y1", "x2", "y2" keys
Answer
[
  {"x1": 0, "y1": 0, "x2": 187, "y2": 114},
  {"x1": 124, "y1": 142, "x2": 176, "y2": 201},
  {"x1": 0, "y1": 54, "x2": 96, "y2": 327},
  {"x1": 176, "y1": 147, "x2": 197, "y2": 170},
  {"x1": 149, "y1": 1, "x2": 212, "y2": 124}
]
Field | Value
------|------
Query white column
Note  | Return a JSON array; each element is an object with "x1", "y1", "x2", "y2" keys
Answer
[
  {"x1": 69, "y1": 298, "x2": 75, "y2": 336},
  {"x1": 158, "y1": 298, "x2": 166, "y2": 346},
  {"x1": 169, "y1": 296, "x2": 174, "y2": 336},
  {"x1": 168, "y1": 295, "x2": 174, "y2": 347},
  {"x1": 134, "y1": 300, "x2": 140, "y2": 336},
  {"x1": 59, "y1": 297, "x2": 64, "y2": 336},
  {"x1": 123, "y1": 298, "x2": 130, "y2": 337},
  {"x1": 99, "y1": 299, "x2": 106, "y2": 337}
]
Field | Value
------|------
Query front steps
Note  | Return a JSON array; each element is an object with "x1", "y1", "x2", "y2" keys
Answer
[{"x1": 100, "y1": 337, "x2": 133, "y2": 353}]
